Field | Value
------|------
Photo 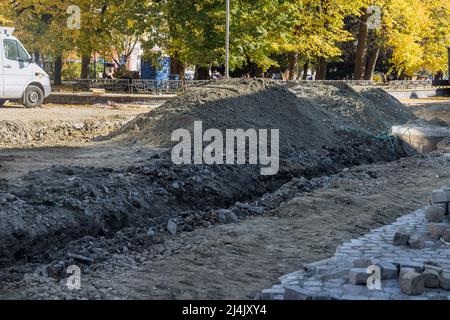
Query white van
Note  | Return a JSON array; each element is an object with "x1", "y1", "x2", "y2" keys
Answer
[{"x1": 0, "y1": 27, "x2": 51, "y2": 108}]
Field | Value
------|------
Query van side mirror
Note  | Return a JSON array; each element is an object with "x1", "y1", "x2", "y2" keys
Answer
[{"x1": 30, "y1": 54, "x2": 35, "y2": 63}]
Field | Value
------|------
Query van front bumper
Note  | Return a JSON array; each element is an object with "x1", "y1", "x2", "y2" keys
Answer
[{"x1": 43, "y1": 84, "x2": 51, "y2": 98}]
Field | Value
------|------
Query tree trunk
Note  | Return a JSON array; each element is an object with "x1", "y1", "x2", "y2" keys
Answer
[
  {"x1": 316, "y1": 57, "x2": 328, "y2": 80},
  {"x1": 434, "y1": 71, "x2": 444, "y2": 80},
  {"x1": 287, "y1": 53, "x2": 298, "y2": 80},
  {"x1": 364, "y1": 46, "x2": 380, "y2": 80},
  {"x1": 398, "y1": 72, "x2": 408, "y2": 80},
  {"x1": 34, "y1": 52, "x2": 41, "y2": 67},
  {"x1": 54, "y1": 56, "x2": 63, "y2": 86},
  {"x1": 81, "y1": 56, "x2": 91, "y2": 79},
  {"x1": 195, "y1": 66, "x2": 210, "y2": 80},
  {"x1": 170, "y1": 54, "x2": 186, "y2": 80},
  {"x1": 302, "y1": 62, "x2": 309, "y2": 80},
  {"x1": 253, "y1": 66, "x2": 264, "y2": 78},
  {"x1": 354, "y1": 14, "x2": 369, "y2": 80}
]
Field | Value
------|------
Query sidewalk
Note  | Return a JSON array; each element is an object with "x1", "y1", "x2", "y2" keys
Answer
[
  {"x1": 260, "y1": 206, "x2": 450, "y2": 300},
  {"x1": 45, "y1": 92, "x2": 176, "y2": 105}
]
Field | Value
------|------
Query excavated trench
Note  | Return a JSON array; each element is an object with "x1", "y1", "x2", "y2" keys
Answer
[{"x1": 0, "y1": 131, "x2": 402, "y2": 269}]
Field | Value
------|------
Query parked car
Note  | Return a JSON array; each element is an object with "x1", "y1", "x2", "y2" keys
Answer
[{"x1": 0, "y1": 27, "x2": 51, "y2": 108}]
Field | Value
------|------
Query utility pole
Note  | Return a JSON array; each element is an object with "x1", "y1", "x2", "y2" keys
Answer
[{"x1": 225, "y1": 0, "x2": 230, "y2": 78}]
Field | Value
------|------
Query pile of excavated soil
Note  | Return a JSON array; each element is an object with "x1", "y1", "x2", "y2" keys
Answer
[
  {"x1": 112, "y1": 79, "x2": 350, "y2": 153},
  {"x1": 112, "y1": 80, "x2": 414, "y2": 153},
  {"x1": 288, "y1": 82, "x2": 413, "y2": 132}
]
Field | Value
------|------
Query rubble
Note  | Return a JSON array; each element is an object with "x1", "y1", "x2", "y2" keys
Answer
[
  {"x1": 400, "y1": 272, "x2": 425, "y2": 296},
  {"x1": 442, "y1": 229, "x2": 450, "y2": 243},
  {"x1": 167, "y1": 219, "x2": 178, "y2": 235},
  {"x1": 352, "y1": 258, "x2": 373, "y2": 268},
  {"x1": 378, "y1": 262, "x2": 398, "y2": 280},
  {"x1": 217, "y1": 209, "x2": 239, "y2": 224},
  {"x1": 409, "y1": 233, "x2": 425, "y2": 249},
  {"x1": 393, "y1": 230, "x2": 411, "y2": 246},
  {"x1": 422, "y1": 269, "x2": 440, "y2": 288},
  {"x1": 399, "y1": 267, "x2": 416, "y2": 278},
  {"x1": 440, "y1": 272, "x2": 450, "y2": 290},
  {"x1": 425, "y1": 206, "x2": 445, "y2": 223},
  {"x1": 348, "y1": 268, "x2": 370, "y2": 285},
  {"x1": 428, "y1": 223, "x2": 450, "y2": 239}
]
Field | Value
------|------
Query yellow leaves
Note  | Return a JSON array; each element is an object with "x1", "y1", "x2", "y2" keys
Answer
[
  {"x1": 277, "y1": 0, "x2": 360, "y2": 61},
  {"x1": 382, "y1": 0, "x2": 450, "y2": 75}
]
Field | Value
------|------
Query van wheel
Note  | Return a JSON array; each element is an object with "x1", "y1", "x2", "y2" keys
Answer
[
  {"x1": 23, "y1": 85, "x2": 44, "y2": 108},
  {"x1": 0, "y1": 100, "x2": 6, "y2": 107}
]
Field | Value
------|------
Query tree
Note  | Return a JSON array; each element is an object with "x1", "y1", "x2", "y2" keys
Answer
[
  {"x1": 2, "y1": 0, "x2": 152, "y2": 79},
  {"x1": 97, "y1": 0, "x2": 150, "y2": 71},
  {"x1": 144, "y1": 0, "x2": 306, "y2": 79},
  {"x1": 270, "y1": 0, "x2": 365, "y2": 80},
  {"x1": 352, "y1": 0, "x2": 450, "y2": 79}
]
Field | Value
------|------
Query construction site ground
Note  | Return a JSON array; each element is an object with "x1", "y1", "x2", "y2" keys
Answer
[{"x1": 0, "y1": 82, "x2": 449, "y2": 300}]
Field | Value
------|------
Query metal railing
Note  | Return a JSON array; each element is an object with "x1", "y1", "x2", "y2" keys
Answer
[
  {"x1": 131, "y1": 80, "x2": 184, "y2": 94},
  {"x1": 73, "y1": 79, "x2": 130, "y2": 92},
  {"x1": 72, "y1": 79, "x2": 211, "y2": 94},
  {"x1": 70, "y1": 78, "x2": 443, "y2": 94}
]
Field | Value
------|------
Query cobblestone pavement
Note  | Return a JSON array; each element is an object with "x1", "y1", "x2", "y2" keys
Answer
[{"x1": 260, "y1": 207, "x2": 450, "y2": 300}]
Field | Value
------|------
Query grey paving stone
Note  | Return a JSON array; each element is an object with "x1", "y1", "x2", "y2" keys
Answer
[
  {"x1": 423, "y1": 269, "x2": 441, "y2": 288},
  {"x1": 341, "y1": 295, "x2": 369, "y2": 300},
  {"x1": 284, "y1": 286, "x2": 312, "y2": 300},
  {"x1": 432, "y1": 189, "x2": 450, "y2": 203},
  {"x1": 368, "y1": 290, "x2": 391, "y2": 300},
  {"x1": 303, "y1": 280, "x2": 323, "y2": 286},
  {"x1": 260, "y1": 288, "x2": 285, "y2": 300},
  {"x1": 399, "y1": 262, "x2": 424, "y2": 273},
  {"x1": 409, "y1": 296, "x2": 428, "y2": 300},
  {"x1": 378, "y1": 262, "x2": 398, "y2": 280},
  {"x1": 348, "y1": 268, "x2": 370, "y2": 285},
  {"x1": 424, "y1": 264, "x2": 443, "y2": 274},
  {"x1": 394, "y1": 229, "x2": 411, "y2": 246},
  {"x1": 428, "y1": 223, "x2": 450, "y2": 239},
  {"x1": 443, "y1": 229, "x2": 450, "y2": 243},
  {"x1": 429, "y1": 295, "x2": 449, "y2": 300},
  {"x1": 425, "y1": 205, "x2": 445, "y2": 223},
  {"x1": 352, "y1": 258, "x2": 373, "y2": 268},
  {"x1": 440, "y1": 271, "x2": 450, "y2": 290},
  {"x1": 400, "y1": 272, "x2": 425, "y2": 296},
  {"x1": 409, "y1": 233, "x2": 425, "y2": 249}
]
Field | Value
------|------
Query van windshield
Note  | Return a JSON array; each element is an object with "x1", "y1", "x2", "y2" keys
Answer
[{"x1": 3, "y1": 39, "x2": 30, "y2": 61}]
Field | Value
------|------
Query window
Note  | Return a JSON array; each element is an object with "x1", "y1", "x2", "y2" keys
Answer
[
  {"x1": 3, "y1": 39, "x2": 30, "y2": 61},
  {"x1": 17, "y1": 42, "x2": 30, "y2": 61}
]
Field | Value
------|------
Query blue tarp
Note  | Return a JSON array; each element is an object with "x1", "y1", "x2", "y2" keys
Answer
[{"x1": 141, "y1": 57, "x2": 170, "y2": 80}]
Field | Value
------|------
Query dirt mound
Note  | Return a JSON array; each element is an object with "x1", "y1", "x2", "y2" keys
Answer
[
  {"x1": 288, "y1": 82, "x2": 413, "y2": 132},
  {"x1": 112, "y1": 79, "x2": 349, "y2": 152}
]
